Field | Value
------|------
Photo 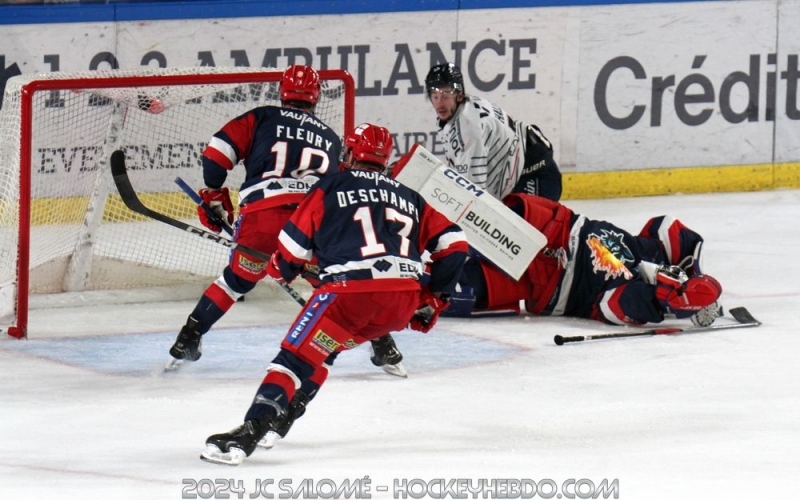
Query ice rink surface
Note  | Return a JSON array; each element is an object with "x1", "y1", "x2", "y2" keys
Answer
[{"x1": 2, "y1": 190, "x2": 799, "y2": 500}]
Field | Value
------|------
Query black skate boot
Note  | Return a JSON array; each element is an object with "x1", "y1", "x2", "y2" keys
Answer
[
  {"x1": 369, "y1": 334, "x2": 407, "y2": 377},
  {"x1": 200, "y1": 418, "x2": 270, "y2": 466},
  {"x1": 369, "y1": 334, "x2": 403, "y2": 366},
  {"x1": 169, "y1": 316, "x2": 202, "y2": 361},
  {"x1": 258, "y1": 391, "x2": 310, "y2": 449}
]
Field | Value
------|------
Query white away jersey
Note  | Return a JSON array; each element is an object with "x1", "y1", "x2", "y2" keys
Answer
[{"x1": 437, "y1": 95, "x2": 528, "y2": 199}]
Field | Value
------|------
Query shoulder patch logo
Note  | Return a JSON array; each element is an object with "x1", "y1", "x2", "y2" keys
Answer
[{"x1": 586, "y1": 229, "x2": 634, "y2": 280}]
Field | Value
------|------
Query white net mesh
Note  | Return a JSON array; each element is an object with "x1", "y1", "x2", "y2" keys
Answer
[{"x1": 0, "y1": 67, "x2": 351, "y2": 334}]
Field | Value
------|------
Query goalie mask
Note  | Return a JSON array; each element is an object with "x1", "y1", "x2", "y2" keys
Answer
[
  {"x1": 343, "y1": 123, "x2": 393, "y2": 172},
  {"x1": 425, "y1": 63, "x2": 465, "y2": 98},
  {"x1": 280, "y1": 65, "x2": 321, "y2": 106}
]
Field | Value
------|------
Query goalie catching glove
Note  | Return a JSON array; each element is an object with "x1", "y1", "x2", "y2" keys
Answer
[
  {"x1": 409, "y1": 289, "x2": 450, "y2": 333},
  {"x1": 655, "y1": 265, "x2": 722, "y2": 318},
  {"x1": 198, "y1": 187, "x2": 234, "y2": 233}
]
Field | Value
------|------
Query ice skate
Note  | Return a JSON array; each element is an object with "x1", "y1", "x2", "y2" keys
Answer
[
  {"x1": 257, "y1": 391, "x2": 310, "y2": 449},
  {"x1": 169, "y1": 316, "x2": 202, "y2": 363},
  {"x1": 200, "y1": 419, "x2": 267, "y2": 466},
  {"x1": 690, "y1": 301, "x2": 723, "y2": 327},
  {"x1": 369, "y1": 335, "x2": 407, "y2": 378}
]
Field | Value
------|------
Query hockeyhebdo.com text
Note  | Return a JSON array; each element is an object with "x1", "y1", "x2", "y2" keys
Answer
[{"x1": 181, "y1": 477, "x2": 620, "y2": 500}]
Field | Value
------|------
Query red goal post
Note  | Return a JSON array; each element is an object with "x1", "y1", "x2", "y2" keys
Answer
[{"x1": 0, "y1": 67, "x2": 355, "y2": 339}]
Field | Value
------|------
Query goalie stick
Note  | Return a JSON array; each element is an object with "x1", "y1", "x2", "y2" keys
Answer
[{"x1": 553, "y1": 307, "x2": 760, "y2": 345}]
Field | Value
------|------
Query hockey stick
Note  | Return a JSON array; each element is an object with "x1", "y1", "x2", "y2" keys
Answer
[
  {"x1": 109, "y1": 150, "x2": 308, "y2": 308},
  {"x1": 174, "y1": 176, "x2": 234, "y2": 237},
  {"x1": 553, "y1": 307, "x2": 761, "y2": 345},
  {"x1": 173, "y1": 175, "x2": 407, "y2": 379}
]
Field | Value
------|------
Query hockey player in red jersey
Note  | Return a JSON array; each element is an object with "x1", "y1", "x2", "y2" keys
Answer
[
  {"x1": 168, "y1": 65, "x2": 340, "y2": 365},
  {"x1": 445, "y1": 194, "x2": 723, "y2": 327},
  {"x1": 199, "y1": 123, "x2": 469, "y2": 465}
]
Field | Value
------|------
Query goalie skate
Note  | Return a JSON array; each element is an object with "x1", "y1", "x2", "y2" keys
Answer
[{"x1": 691, "y1": 302, "x2": 723, "y2": 327}]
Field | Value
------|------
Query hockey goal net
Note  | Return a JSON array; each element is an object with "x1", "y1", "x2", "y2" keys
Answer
[{"x1": 0, "y1": 67, "x2": 354, "y2": 338}]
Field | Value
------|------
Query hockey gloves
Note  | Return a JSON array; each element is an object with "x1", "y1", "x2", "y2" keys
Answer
[
  {"x1": 409, "y1": 289, "x2": 450, "y2": 333},
  {"x1": 265, "y1": 253, "x2": 290, "y2": 285},
  {"x1": 198, "y1": 187, "x2": 234, "y2": 233},
  {"x1": 656, "y1": 265, "x2": 722, "y2": 318}
]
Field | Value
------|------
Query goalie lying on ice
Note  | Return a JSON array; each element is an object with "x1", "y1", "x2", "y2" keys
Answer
[{"x1": 442, "y1": 193, "x2": 722, "y2": 328}]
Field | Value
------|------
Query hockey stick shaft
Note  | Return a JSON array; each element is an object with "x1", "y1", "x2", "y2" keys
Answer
[
  {"x1": 174, "y1": 175, "x2": 321, "y2": 285},
  {"x1": 109, "y1": 150, "x2": 307, "y2": 306},
  {"x1": 554, "y1": 307, "x2": 761, "y2": 345},
  {"x1": 174, "y1": 176, "x2": 234, "y2": 237}
]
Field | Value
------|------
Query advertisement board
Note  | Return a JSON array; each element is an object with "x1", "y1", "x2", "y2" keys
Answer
[{"x1": 2, "y1": 0, "x2": 799, "y2": 178}]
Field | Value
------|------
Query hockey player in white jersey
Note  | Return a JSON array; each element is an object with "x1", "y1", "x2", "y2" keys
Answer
[{"x1": 425, "y1": 63, "x2": 562, "y2": 201}]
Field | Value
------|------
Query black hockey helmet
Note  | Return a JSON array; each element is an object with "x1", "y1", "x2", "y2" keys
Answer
[{"x1": 425, "y1": 63, "x2": 465, "y2": 96}]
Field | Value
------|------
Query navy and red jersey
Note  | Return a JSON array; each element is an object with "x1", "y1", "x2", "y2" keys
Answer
[
  {"x1": 479, "y1": 194, "x2": 705, "y2": 325},
  {"x1": 274, "y1": 169, "x2": 468, "y2": 294},
  {"x1": 201, "y1": 105, "x2": 342, "y2": 212}
]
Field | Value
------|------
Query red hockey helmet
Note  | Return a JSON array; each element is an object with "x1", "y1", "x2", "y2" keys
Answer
[
  {"x1": 280, "y1": 65, "x2": 321, "y2": 105},
  {"x1": 345, "y1": 123, "x2": 393, "y2": 171}
]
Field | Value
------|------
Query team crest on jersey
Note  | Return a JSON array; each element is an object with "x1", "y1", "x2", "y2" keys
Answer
[
  {"x1": 344, "y1": 339, "x2": 358, "y2": 349},
  {"x1": 237, "y1": 255, "x2": 266, "y2": 274},
  {"x1": 586, "y1": 229, "x2": 634, "y2": 280},
  {"x1": 312, "y1": 329, "x2": 340, "y2": 353}
]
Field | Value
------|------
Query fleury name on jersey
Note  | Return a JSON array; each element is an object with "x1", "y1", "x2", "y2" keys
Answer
[{"x1": 276, "y1": 124, "x2": 335, "y2": 152}]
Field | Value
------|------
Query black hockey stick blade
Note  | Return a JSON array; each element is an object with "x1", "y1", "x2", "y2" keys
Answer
[
  {"x1": 109, "y1": 150, "x2": 308, "y2": 306},
  {"x1": 110, "y1": 151, "x2": 259, "y2": 257},
  {"x1": 728, "y1": 306, "x2": 761, "y2": 326},
  {"x1": 554, "y1": 306, "x2": 761, "y2": 345}
]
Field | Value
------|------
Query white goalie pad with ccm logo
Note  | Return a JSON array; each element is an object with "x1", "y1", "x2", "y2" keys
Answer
[{"x1": 394, "y1": 146, "x2": 546, "y2": 280}]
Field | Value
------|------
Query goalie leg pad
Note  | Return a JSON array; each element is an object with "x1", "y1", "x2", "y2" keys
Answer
[{"x1": 639, "y1": 216, "x2": 705, "y2": 275}]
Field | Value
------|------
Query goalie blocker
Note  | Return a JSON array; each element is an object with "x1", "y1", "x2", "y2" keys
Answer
[{"x1": 393, "y1": 145, "x2": 545, "y2": 280}]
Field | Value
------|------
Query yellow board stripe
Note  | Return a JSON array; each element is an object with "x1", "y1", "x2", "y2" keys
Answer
[
  {"x1": 561, "y1": 162, "x2": 800, "y2": 200},
  {"x1": 2, "y1": 192, "x2": 237, "y2": 226}
]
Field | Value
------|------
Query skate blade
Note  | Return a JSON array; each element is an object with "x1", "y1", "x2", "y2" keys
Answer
[
  {"x1": 382, "y1": 362, "x2": 408, "y2": 378},
  {"x1": 257, "y1": 431, "x2": 281, "y2": 450},
  {"x1": 164, "y1": 357, "x2": 183, "y2": 372},
  {"x1": 200, "y1": 445, "x2": 246, "y2": 466}
]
